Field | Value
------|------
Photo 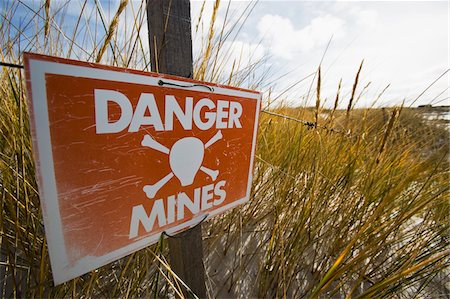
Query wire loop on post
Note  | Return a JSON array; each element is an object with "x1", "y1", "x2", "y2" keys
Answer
[
  {"x1": 161, "y1": 213, "x2": 209, "y2": 238},
  {"x1": 158, "y1": 79, "x2": 214, "y2": 92},
  {"x1": 0, "y1": 61, "x2": 24, "y2": 69}
]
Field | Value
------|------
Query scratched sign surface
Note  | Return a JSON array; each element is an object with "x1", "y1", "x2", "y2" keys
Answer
[{"x1": 24, "y1": 53, "x2": 261, "y2": 284}]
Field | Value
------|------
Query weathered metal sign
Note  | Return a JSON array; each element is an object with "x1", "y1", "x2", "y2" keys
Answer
[{"x1": 24, "y1": 53, "x2": 261, "y2": 284}]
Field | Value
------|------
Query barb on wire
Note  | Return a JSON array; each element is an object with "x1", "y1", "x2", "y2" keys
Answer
[{"x1": 261, "y1": 110, "x2": 350, "y2": 136}]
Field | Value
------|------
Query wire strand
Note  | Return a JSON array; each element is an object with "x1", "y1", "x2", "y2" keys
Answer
[
  {"x1": 0, "y1": 61, "x2": 24, "y2": 69},
  {"x1": 261, "y1": 110, "x2": 349, "y2": 136},
  {"x1": 2, "y1": 60, "x2": 350, "y2": 136}
]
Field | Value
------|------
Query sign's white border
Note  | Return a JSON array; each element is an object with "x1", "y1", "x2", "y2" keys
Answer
[{"x1": 26, "y1": 57, "x2": 261, "y2": 284}]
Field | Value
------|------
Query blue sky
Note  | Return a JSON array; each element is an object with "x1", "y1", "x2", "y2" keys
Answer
[
  {"x1": 192, "y1": 1, "x2": 449, "y2": 108},
  {"x1": 4, "y1": 0, "x2": 449, "y2": 108}
]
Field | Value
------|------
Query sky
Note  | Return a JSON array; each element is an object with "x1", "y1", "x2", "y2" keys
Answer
[
  {"x1": 191, "y1": 1, "x2": 449, "y2": 108},
  {"x1": 4, "y1": 0, "x2": 449, "y2": 108}
]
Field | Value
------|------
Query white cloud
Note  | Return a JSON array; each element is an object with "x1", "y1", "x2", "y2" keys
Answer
[
  {"x1": 257, "y1": 13, "x2": 346, "y2": 59},
  {"x1": 218, "y1": 40, "x2": 265, "y2": 76},
  {"x1": 353, "y1": 8, "x2": 378, "y2": 28},
  {"x1": 248, "y1": 1, "x2": 449, "y2": 107}
]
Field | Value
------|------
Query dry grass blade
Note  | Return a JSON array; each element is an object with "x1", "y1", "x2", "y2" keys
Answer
[
  {"x1": 376, "y1": 107, "x2": 399, "y2": 164},
  {"x1": 315, "y1": 67, "x2": 321, "y2": 128},
  {"x1": 355, "y1": 248, "x2": 450, "y2": 299},
  {"x1": 409, "y1": 69, "x2": 449, "y2": 107},
  {"x1": 346, "y1": 60, "x2": 364, "y2": 118},
  {"x1": 95, "y1": 0, "x2": 129, "y2": 63},
  {"x1": 44, "y1": 0, "x2": 50, "y2": 40},
  {"x1": 326, "y1": 78, "x2": 341, "y2": 127},
  {"x1": 198, "y1": 0, "x2": 220, "y2": 81}
]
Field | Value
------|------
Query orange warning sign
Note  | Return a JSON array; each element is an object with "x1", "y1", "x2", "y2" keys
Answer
[{"x1": 24, "y1": 53, "x2": 261, "y2": 284}]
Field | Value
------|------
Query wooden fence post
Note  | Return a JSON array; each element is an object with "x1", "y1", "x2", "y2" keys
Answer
[{"x1": 147, "y1": 1, "x2": 207, "y2": 298}]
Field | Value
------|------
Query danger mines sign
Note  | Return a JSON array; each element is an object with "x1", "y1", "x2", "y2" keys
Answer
[{"x1": 24, "y1": 53, "x2": 261, "y2": 284}]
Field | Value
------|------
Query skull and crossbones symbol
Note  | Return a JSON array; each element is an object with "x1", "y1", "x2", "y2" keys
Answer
[{"x1": 141, "y1": 130, "x2": 223, "y2": 198}]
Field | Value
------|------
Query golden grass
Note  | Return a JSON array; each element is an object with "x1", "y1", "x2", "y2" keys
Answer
[
  {"x1": 0, "y1": 1, "x2": 449, "y2": 298},
  {"x1": 95, "y1": 0, "x2": 129, "y2": 63}
]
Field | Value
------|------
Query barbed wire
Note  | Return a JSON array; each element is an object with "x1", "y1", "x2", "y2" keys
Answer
[
  {"x1": 0, "y1": 60, "x2": 383, "y2": 140},
  {"x1": 261, "y1": 109, "x2": 350, "y2": 136}
]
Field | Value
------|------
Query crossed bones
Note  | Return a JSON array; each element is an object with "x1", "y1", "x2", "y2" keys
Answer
[{"x1": 141, "y1": 130, "x2": 223, "y2": 199}]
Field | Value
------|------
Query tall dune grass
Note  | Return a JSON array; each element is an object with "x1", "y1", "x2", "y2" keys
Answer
[{"x1": 0, "y1": 1, "x2": 448, "y2": 298}]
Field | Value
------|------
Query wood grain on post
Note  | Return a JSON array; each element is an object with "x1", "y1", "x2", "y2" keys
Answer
[{"x1": 147, "y1": 0, "x2": 207, "y2": 298}]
